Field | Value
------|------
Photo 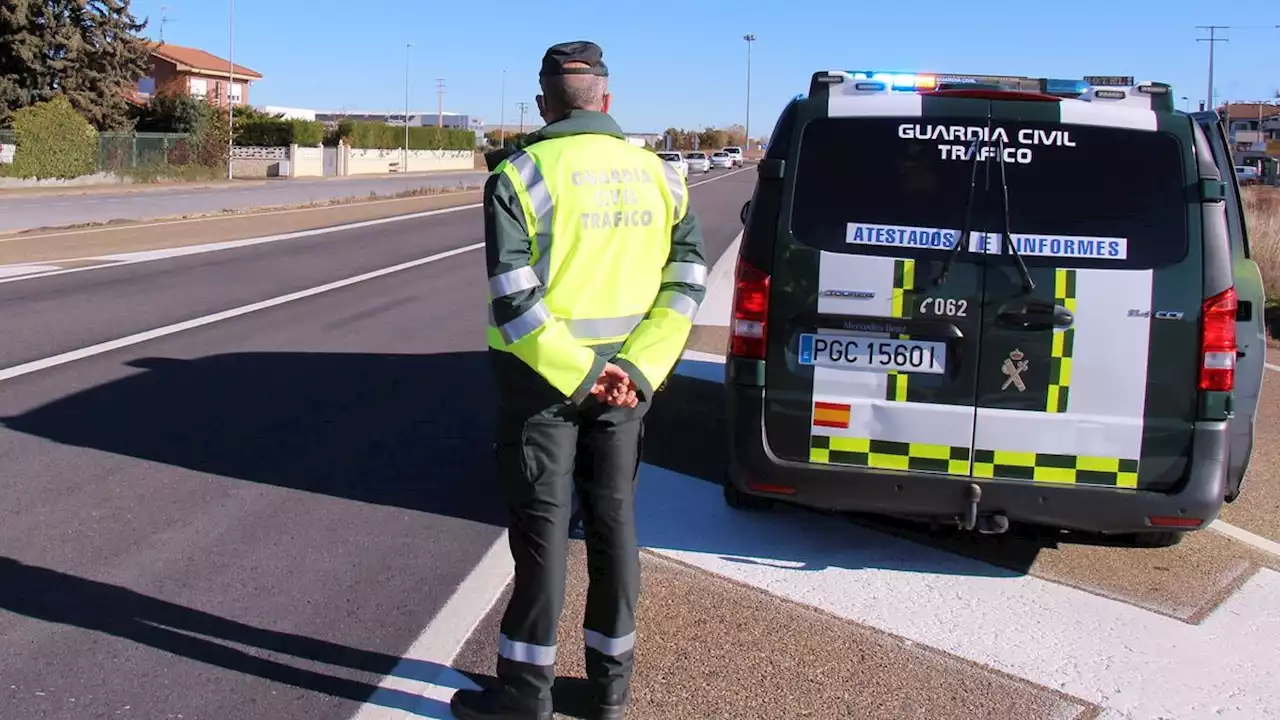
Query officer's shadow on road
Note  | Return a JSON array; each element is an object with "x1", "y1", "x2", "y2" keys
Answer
[
  {"x1": 639, "y1": 366, "x2": 1038, "y2": 579},
  {"x1": 0, "y1": 350, "x2": 507, "y2": 526},
  {"x1": 0, "y1": 556, "x2": 454, "y2": 716}
]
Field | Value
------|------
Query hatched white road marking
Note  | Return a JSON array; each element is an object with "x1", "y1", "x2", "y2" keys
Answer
[
  {"x1": 636, "y1": 465, "x2": 1280, "y2": 720},
  {"x1": 0, "y1": 264, "x2": 61, "y2": 278}
]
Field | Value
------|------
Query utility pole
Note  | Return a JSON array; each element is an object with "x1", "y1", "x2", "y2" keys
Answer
[
  {"x1": 743, "y1": 34, "x2": 756, "y2": 152},
  {"x1": 499, "y1": 69, "x2": 506, "y2": 148},
  {"x1": 1195, "y1": 26, "x2": 1229, "y2": 112},
  {"x1": 436, "y1": 78, "x2": 445, "y2": 128},
  {"x1": 226, "y1": 0, "x2": 234, "y2": 180},
  {"x1": 516, "y1": 101, "x2": 529, "y2": 135},
  {"x1": 404, "y1": 43, "x2": 412, "y2": 173}
]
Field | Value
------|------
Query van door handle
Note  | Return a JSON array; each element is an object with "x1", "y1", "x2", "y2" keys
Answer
[{"x1": 995, "y1": 301, "x2": 1074, "y2": 332}]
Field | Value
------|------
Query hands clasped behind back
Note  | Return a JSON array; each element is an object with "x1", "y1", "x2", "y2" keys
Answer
[{"x1": 589, "y1": 362, "x2": 640, "y2": 408}]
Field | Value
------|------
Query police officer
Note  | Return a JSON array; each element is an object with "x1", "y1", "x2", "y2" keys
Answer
[{"x1": 450, "y1": 40, "x2": 707, "y2": 720}]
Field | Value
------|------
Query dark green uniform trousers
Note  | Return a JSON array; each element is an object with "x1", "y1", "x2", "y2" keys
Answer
[{"x1": 490, "y1": 350, "x2": 646, "y2": 706}]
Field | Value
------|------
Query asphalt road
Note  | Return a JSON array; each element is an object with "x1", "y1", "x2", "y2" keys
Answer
[
  {"x1": 0, "y1": 168, "x2": 754, "y2": 720},
  {"x1": 0, "y1": 171, "x2": 488, "y2": 233}
]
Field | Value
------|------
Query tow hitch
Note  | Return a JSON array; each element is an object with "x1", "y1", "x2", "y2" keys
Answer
[{"x1": 960, "y1": 483, "x2": 1010, "y2": 535}]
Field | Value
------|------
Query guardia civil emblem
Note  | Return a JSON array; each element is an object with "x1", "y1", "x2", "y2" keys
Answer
[{"x1": 1001, "y1": 348, "x2": 1029, "y2": 392}]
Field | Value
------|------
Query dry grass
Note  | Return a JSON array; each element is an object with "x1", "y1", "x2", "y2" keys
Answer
[{"x1": 1244, "y1": 186, "x2": 1280, "y2": 301}]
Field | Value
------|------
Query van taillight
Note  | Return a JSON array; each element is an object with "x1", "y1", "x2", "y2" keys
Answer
[
  {"x1": 730, "y1": 257, "x2": 770, "y2": 359},
  {"x1": 1199, "y1": 287, "x2": 1237, "y2": 392}
]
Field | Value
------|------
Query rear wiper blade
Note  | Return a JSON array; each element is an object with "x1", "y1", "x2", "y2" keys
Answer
[
  {"x1": 932, "y1": 136, "x2": 986, "y2": 288},
  {"x1": 996, "y1": 138, "x2": 1036, "y2": 295}
]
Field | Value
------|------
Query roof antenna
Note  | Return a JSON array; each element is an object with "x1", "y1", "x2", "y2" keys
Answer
[{"x1": 159, "y1": 5, "x2": 174, "y2": 43}]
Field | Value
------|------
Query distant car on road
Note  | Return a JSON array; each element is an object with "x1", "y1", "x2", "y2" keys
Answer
[
  {"x1": 684, "y1": 151, "x2": 712, "y2": 174},
  {"x1": 657, "y1": 151, "x2": 688, "y2": 178},
  {"x1": 1235, "y1": 165, "x2": 1261, "y2": 186},
  {"x1": 721, "y1": 146, "x2": 745, "y2": 166},
  {"x1": 710, "y1": 151, "x2": 734, "y2": 169}
]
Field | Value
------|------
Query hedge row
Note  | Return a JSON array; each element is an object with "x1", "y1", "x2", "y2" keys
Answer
[
  {"x1": 346, "y1": 121, "x2": 474, "y2": 151},
  {"x1": 235, "y1": 118, "x2": 325, "y2": 147}
]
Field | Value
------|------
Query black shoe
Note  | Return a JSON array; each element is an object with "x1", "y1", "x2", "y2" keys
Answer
[
  {"x1": 596, "y1": 689, "x2": 629, "y2": 720},
  {"x1": 449, "y1": 687, "x2": 553, "y2": 720},
  {"x1": 598, "y1": 699, "x2": 626, "y2": 720}
]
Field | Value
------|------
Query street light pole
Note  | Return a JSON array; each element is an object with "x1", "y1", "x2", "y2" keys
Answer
[
  {"x1": 404, "y1": 43, "x2": 412, "y2": 173},
  {"x1": 743, "y1": 34, "x2": 756, "y2": 153},
  {"x1": 499, "y1": 69, "x2": 506, "y2": 149},
  {"x1": 227, "y1": 0, "x2": 234, "y2": 180}
]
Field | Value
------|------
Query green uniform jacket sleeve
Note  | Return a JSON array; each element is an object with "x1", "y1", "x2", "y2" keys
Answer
[
  {"x1": 485, "y1": 171, "x2": 606, "y2": 404},
  {"x1": 613, "y1": 209, "x2": 708, "y2": 400}
]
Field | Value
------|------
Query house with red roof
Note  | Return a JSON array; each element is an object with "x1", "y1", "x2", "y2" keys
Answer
[{"x1": 134, "y1": 43, "x2": 263, "y2": 108}]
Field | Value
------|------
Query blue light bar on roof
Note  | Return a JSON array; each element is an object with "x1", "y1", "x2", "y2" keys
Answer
[
  {"x1": 845, "y1": 71, "x2": 1095, "y2": 97},
  {"x1": 1042, "y1": 78, "x2": 1090, "y2": 96}
]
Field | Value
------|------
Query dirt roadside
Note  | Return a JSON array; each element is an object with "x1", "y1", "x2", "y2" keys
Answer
[{"x1": 0, "y1": 189, "x2": 484, "y2": 267}]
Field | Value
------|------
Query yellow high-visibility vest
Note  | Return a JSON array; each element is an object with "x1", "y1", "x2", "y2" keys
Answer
[{"x1": 486, "y1": 135, "x2": 698, "y2": 398}]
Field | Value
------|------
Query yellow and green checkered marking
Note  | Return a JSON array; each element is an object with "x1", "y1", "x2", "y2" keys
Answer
[
  {"x1": 810, "y1": 435, "x2": 971, "y2": 475},
  {"x1": 1047, "y1": 268, "x2": 1076, "y2": 414},
  {"x1": 972, "y1": 449, "x2": 1138, "y2": 488},
  {"x1": 886, "y1": 258, "x2": 915, "y2": 402}
]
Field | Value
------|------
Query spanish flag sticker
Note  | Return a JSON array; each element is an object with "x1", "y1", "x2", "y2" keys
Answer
[{"x1": 812, "y1": 401, "x2": 851, "y2": 429}]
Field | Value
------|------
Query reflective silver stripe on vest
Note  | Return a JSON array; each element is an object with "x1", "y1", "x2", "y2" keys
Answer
[
  {"x1": 661, "y1": 261, "x2": 707, "y2": 286},
  {"x1": 656, "y1": 289, "x2": 699, "y2": 321},
  {"x1": 489, "y1": 266, "x2": 541, "y2": 298},
  {"x1": 564, "y1": 314, "x2": 646, "y2": 341},
  {"x1": 499, "y1": 301, "x2": 551, "y2": 344},
  {"x1": 499, "y1": 633, "x2": 556, "y2": 666},
  {"x1": 509, "y1": 152, "x2": 554, "y2": 284},
  {"x1": 584, "y1": 629, "x2": 636, "y2": 657},
  {"x1": 661, "y1": 161, "x2": 686, "y2": 223}
]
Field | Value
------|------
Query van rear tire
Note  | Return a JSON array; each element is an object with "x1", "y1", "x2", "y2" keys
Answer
[{"x1": 723, "y1": 481, "x2": 775, "y2": 511}]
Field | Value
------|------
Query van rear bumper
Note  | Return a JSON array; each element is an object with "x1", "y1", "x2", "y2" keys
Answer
[{"x1": 726, "y1": 386, "x2": 1229, "y2": 536}]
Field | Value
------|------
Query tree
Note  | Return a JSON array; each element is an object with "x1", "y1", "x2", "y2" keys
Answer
[{"x1": 0, "y1": 0, "x2": 152, "y2": 130}]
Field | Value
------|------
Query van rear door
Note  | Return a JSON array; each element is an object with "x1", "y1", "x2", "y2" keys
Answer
[
  {"x1": 764, "y1": 94, "x2": 992, "y2": 475},
  {"x1": 1192, "y1": 109, "x2": 1267, "y2": 495},
  {"x1": 970, "y1": 101, "x2": 1198, "y2": 491}
]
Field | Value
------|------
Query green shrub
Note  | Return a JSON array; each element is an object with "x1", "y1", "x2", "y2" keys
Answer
[
  {"x1": 9, "y1": 96, "x2": 98, "y2": 179},
  {"x1": 290, "y1": 119, "x2": 324, "y2": 146},
  {"x1": 347, "y1": 121, "x2": 474, "y2": 151},
  {"x1": 234, "y1": 117, "x2": 325, "y2": 147}
]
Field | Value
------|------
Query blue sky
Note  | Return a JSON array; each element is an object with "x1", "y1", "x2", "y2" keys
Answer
[{"x1": 130, "y1": 0, "x2": 1277, "y2": 134}]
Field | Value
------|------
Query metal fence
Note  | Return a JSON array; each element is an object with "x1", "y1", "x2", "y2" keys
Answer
[{"x1": 0, "y1": 130, "x2": 192, "y2": 172}]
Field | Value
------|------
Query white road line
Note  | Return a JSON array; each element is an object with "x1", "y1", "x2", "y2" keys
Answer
[
  {"x1": 0, "y1": 165, "x2": 751, "y2": 287},
  {"x1": 0, "y1": 243, "x2": 482, "y2": 383},
  {"x1": 349, "y1": 533, "x2": 514, "y2": 720},
  {"x1": 691, "y1": 232, "x2": 740, "y2": 328},
  {"x1": 1210, "y1": 519, "x2": 1280, "y2": 559},
  {"x1": 1266, "y1": 363, "x2": 1280, "y2": 373},
  {"x1": 0, "y1": 190, "x2": 484, "y2": 243},
  {"x1": 0, "y1": 203, "x2": 483, "y2": 286}
]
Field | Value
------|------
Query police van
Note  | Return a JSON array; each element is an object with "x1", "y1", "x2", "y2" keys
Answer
[{"x1": 723, "y1": 71, "x2": 1267, "y2": 545}]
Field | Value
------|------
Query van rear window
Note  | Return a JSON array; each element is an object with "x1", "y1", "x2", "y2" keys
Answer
[{"x1": 790, "y1": 116, "x2": 1189, "y2": 269}]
